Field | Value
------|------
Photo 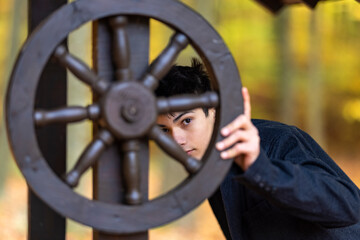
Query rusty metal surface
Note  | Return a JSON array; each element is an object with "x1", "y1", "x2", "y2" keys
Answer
[{"x1": 6, "y1": 0, "x2": 243, "y2": 234}]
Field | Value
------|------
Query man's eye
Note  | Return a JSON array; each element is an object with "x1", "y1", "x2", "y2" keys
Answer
[
  {"x1": 161, "y1": 128, "x2": 169, "y2": 133},
  {"x1": 183, "y1": 118, "x2": 192, "y2": 125}
]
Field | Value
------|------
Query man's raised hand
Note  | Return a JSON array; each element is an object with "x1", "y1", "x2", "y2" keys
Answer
[{"x1": 216, "y1": 87, "x2": 260, "y2": 171}]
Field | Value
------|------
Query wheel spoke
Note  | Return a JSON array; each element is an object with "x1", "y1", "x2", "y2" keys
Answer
[
  {"x1": 34, "y1": 104, "x2": 100, "y2": 126},
  {"x1": 109, "y1": 16, "x2": 132, "y2": 82},
  {"x1": 142, "y1": 33, "x2": 189, "y2": 90},
  {"x1": 64, "y1": 129, "x2": 114, "y2": 187},
  {"x1": 148, "y1": 126, "x2": 201, "y2": 174},
  {"x1": 53, "y1": 45, "x2": 110, "y2": 94},
  {"x1": 157, "y1": 92, "x2": 219, "y2": 114},
  {"x1": 121, "y1": 140, "x2": 141, "y2": 205}
]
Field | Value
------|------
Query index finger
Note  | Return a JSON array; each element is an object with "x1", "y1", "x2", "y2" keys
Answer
[{"x1": 242, "y1": 87, "x2": 251, "y2": 119}]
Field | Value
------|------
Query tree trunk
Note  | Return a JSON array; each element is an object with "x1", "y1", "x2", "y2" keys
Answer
[
  {"x1": 275, "y1": 8, "x2": 296, "y2": 125},
  {"x1": 307, "y1": 10, "x2": 325, "y2": 147},
  {"x1": 0, "y1": 0, "x2": 25, "y2": 196}
]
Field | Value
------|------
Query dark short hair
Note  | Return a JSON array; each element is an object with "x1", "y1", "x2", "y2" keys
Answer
[{"x1": 155, "y1": 58, "x2": 212, "y2": 116}]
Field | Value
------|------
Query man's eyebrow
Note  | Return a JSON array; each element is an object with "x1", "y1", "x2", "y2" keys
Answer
[
  {"x1": 173, "y1": 111, "x2": 192, "y2": 123},
  {"x1": 157, "y1": 124, "x2": 166, "y2": 128}
]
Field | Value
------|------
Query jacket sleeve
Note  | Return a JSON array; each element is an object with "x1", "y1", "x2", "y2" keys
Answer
[{"x1": 235, "y1": 126, "x2": 360, "y2": 228}]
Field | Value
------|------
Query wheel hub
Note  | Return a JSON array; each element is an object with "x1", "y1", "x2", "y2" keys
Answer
[{"x1": 102, "y1": 81, "x2": 157, "y2": 139}]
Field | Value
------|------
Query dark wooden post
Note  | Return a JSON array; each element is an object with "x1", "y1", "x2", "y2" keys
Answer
[
  {"x1": 28, "y1": 0, "x2": 67, "y2": 240},
  {"x1": 92, "y1": 16, "x2": 150, "y2": 240}
]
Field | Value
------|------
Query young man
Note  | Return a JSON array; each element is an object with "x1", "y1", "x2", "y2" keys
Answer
[{"x1": 155, "y1": 59, "x2": 360, "y2": 239}]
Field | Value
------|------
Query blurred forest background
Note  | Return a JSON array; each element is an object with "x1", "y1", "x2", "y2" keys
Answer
[{"x1": 1, "y1": 0, "x2": 360, "y2": 239}]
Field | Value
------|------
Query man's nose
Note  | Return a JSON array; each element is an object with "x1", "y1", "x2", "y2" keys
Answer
[{"x1": 172, "y1": 129, "x2": 186, "y2": 146}]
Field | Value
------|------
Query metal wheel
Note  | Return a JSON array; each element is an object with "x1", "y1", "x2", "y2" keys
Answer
[{"x1": 6, "y1": 0, "x2": 243, "y2": 234}]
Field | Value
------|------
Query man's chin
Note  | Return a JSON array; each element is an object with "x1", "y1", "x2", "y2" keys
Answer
[
  {"x1": 186, "y1": 150, "x2": 203, "y2": 160},
  {"x1": 192, "y1": 154, "x2": 203, "y2": 161}
]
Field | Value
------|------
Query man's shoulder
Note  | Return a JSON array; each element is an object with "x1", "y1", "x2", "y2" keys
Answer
[
  {"x1": 251, "y1": 119, "x2": 305, "y2": 144},
  {"x1": 251, "y1": 119, "x2": 296, "y2": 133}
]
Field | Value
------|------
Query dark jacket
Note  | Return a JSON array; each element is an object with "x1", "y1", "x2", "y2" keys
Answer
[{"x1": 209, "y1": 119, "x2": 360, "y2": 239}]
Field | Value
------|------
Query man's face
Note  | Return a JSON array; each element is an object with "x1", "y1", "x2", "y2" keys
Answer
[{"x1": 156, "y1": 108, "x2": 215, "y2": 160}]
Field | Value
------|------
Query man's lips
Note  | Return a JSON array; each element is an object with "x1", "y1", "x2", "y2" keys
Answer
[{"x1": 186, "y1": 149, "x2": 195, "y2": 155}]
